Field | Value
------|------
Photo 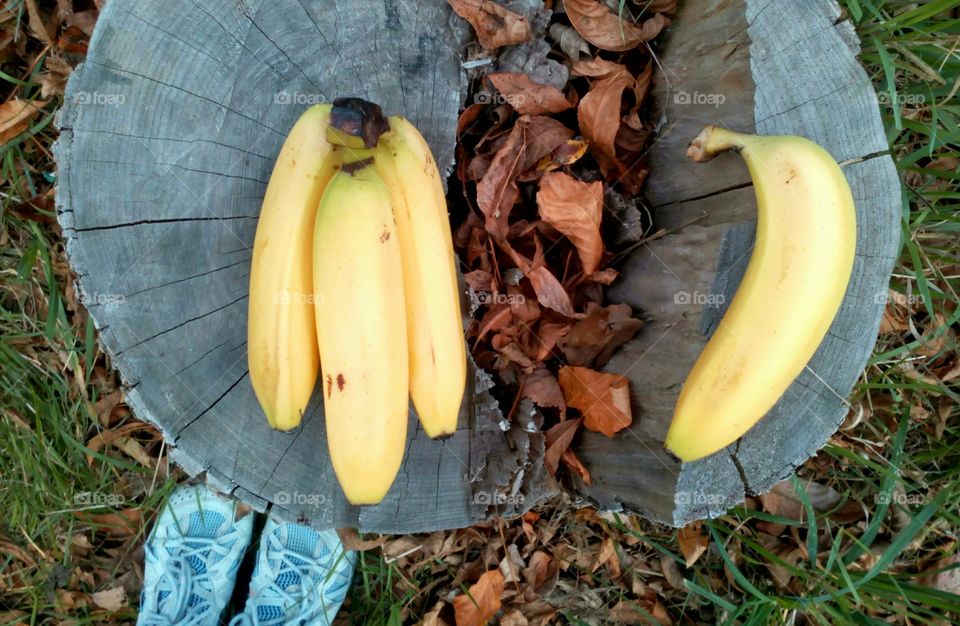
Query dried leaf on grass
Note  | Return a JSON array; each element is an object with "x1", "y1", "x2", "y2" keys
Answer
[
  {"x1": 921, "y1": 554, "x2": 960, "y2": 595},
  {"x1": 336, "y1": 528, "x2": 386, "y2": 551},
  {"x1": 537, "y1": 171, "x2": 604, "y2": 274},
  {"x1": 24, "y1": 0, "x2": 56, "y2": 44},
  {"x1": 564, "y1": 0, "x2": 669, "y2": 51},
  {"x1": 488, "y1": 73, "x2": 574, "y2": 115},
  {"x1": 523, "y1": 550, "x2": 559, "y2": 595},
  {"x1": 75, "y1": 509, "x2": 142, "y2": 538},
  {"x1": 453, "y1": 569, "x2": 504, "y2": 626},
  {"x1": 85, "y1": 421, "x2": 160, "y2": 467},
  {"x1": 677, "y1": 521, "x2": 708, "y2": 567},
  {"x1": 41, "y1": 54, "x2": 72, "y2": 98},
  {"x1": 422, "y1": 601, "x2": 451, "y2": 626},
  {"x1": 0, "y1": 99, "x2": 48, "y2": 145},
  {"x1": 447, "y1": 0, "x2": 532, "y2": 50},
  {"x1": 760, "y1": 479, "x2": 845, "y2": 523},
  {"x1": 609, "y1": 595, "x2": 671, "y2": 625},
  {"x1": 558, "y1": 366, "x2": 632, "y2": 436},
  {"x1": 90, "y1": 586, "x2": 125, "y2": 611}
]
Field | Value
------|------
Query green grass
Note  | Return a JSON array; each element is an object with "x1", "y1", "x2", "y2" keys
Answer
[
  {"x1": 0, "y1": 71, "x2": 177, "y2": 618},
  {"x1": 2, "y1": 0, "x2": 959, "y2": 623}
]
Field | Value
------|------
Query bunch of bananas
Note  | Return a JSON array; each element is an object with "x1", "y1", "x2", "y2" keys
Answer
[
  {"x1": 247, "y1": 99, "x2": 466, "y2": 505},
  {"x1": 665, "y1": 126, "x2": 857, "y2": 462}
]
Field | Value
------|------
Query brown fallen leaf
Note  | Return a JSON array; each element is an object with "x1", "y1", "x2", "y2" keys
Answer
[
  {"x1": 90, "y1": 586, "x2": 125, "y2": 611},
  {"x1": 453, "y1": 569, "x2": 504, "y2": 626},
  {"x1": 532, "y1": 318, "x2": 572, "y2": 362},
  {"x1": 557, "y1": 302, "x2": 643, "y2": 368},
  {"x1": 765, "y1": 546, "x2": 805, "y2": 590},
  {"x1": 677, "y1": 520, "x2": 708, "y2": 567},
  {"x1": 573, "y1": 58, "x2": 653, "y2": 193},
  {"x1": 502, "y1": 238, "x2": 578, "y2": 317},
  {"x1": 565, "y1": 0, "x2": 669, "y2": 51},
  {"x1": 537, "y1": 171, "x2": 604, "y2": 274},
  {"x1": 336, "y1": 528, "x2": 387, "y2": 551},
  {"x1": 499, "y1": 609, "x2": 529, "y2": 626},
  {"x1": 24, "y1": 0, "x2": 55, "y2": 44},
  {"x1": 524, "y1": 368, "x2": 567, "y2": 418},
  {"x1": 0, "y1": 98, "x2": 49, "y2": 145},
  {"x1": 85, "y1": 421, "x2": 158, "y2": 467},
  {"x1": 535, "y1": 138, "x2": 590, "y2": 174},
  {"x1": 921, "y1": 553, "x2": 960, "y2": 595},
  {"x1": 523, "y1": 550, "x2": 559, "y2": 595},
  {"x1": 476, "y1": 116, "x2": 574, "y2": 239},
  {"x1": 447, "y1": 0, "x2": 532, "y2": 50},
  {"x1": 422, "y1": 601, "x2": 451, "y2": 626},
  {"x1": 658, "y1": 553, "x2": 683, "y2": 589},
  {"x1": 488, "y1": 73, "x2": 573, "y2": 115},
  {"x1": 40, "y1": 53, "x2": 72, "y2": 98},
  {"x1": 544, "y1": 418, "x2": 581, "y2": 475},
  {"x1": 548, "y1": 23, "x2": 591, "y2": 61},
  {"x1": 609, "y1": 596, "x2": 671, "y2": 626},
  {"x1": 75, "y1": 508, "x2": 142, "y2": 537},
  {"x1": 561, "y1": 448, "x2": 593, "y2": 484},
  {"x1": 558, "y1": 366, "x2": 632, "y2": 436},
  {"x1": 759, "y1": 479, "x2": 843, "y2": 523}
]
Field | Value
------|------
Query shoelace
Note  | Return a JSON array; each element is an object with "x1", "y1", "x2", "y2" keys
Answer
[
  {"x1": 228, "y1": 535, "x2": 347, "y2": 626},
  {"x1": 139, "y1": 536, "x2": 235, "y2": 626}
]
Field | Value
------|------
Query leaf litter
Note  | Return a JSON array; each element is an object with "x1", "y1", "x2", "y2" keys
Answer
[{"x1": 6, "y1": 1, "x2": 953, "y2": 624}]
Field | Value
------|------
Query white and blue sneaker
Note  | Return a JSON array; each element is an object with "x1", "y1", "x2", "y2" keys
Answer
[
  {"x1": 138, "y1": 485, "x2": 254, "y2": 626},
  {"x1": 229, "y1": 519, "x2": 355, "y2": 626}
]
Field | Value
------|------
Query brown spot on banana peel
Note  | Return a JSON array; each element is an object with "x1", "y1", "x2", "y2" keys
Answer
[
  {"x1": 380, "y1": 231, "x2": 390, "y2": 243},
  {"x1": 336, "y1": 373, "x2": 346, "y2": 391},
  {"x1": 326, "y1": 374, "x2": 333, "y2": 398}
]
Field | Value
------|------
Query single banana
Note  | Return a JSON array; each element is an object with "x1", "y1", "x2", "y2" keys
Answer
[
  {"x1": 313, "y1": 164, "x2": 409, "y2": 505},
  {"x1": 248, "y1": 104, "x2": 339, "y2": 431},
  {"x1": 665, "y1": 126, "x2": 857, "y2": 462},
  {"x1": 374, "y1": 116, "x2": 466, "y2": 438}
]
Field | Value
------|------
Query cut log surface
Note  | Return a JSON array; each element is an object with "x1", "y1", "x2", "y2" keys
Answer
[
  {"x1": 55, "y1": 0, "x2": 900, "y2": 531},
  {"x1": 54, "y1": 0, "x2": 558, "y2": 533},
  {"x1": 572, "y1": 0, "x2": 901, "y2": 526}
]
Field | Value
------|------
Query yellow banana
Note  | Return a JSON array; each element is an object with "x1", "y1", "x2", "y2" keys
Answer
[
  {"x1": 665, "y1": 126, "x2": 857, "y2": 462},
  {"x1": 374, "y1": 116, "x2": 466, "y2": 438},
  {"x1": 313, "y1": 164, "x2": 409, "y2": 505},
  {"x1": 248, "y1": 104, "x2": 338, "y2": 431}
]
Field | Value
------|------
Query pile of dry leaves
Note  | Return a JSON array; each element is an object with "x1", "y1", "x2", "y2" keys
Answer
[{"x1": 447, "y1": 0, "x2": 675, "y2": 484}]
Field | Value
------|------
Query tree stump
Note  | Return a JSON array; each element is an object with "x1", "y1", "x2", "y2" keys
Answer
[{"x1": 55, "y1": 0, "x2": 900, "y2": 531}]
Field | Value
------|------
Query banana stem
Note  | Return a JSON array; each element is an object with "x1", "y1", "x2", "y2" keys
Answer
[{"x1": 687, "y1": 125, "x2": 749, "y2": 162}]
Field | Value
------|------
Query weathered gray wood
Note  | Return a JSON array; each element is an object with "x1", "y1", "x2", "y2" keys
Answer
[
  {"x1": 571, "y1": 0, "x2": 901, "y2": 525},
  {"x1": 54, "y1": 0, "x2": 552, "y2": 534},
  {"x1": 56, "y1": 0, "x2": 902, "y2": 531}
]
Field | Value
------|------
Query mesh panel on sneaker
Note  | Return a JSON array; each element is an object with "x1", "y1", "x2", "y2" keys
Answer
[
  {"x1": 257, "y1": 604, "x2": 285, "y2": 622},
  {"x1": 183, "y1": 510, "x2": 227, "y2": 577},
  {"x1": 275, "y1": 555, "x2": 305, "y2": 589},
  {"x1": 285, "y1": 525, "x2": 319, "y2": 556}
]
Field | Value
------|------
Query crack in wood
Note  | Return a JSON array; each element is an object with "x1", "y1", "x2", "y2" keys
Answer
[
  {"x1": 172, "y1": 370, "x2": 249, "y2": 441},
  {"x1": 115, "y1": 294, "x2": 247, "y2": 355},
  {"x1": 75, "y1": 215, "x2": 258, "y2": 232}
]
